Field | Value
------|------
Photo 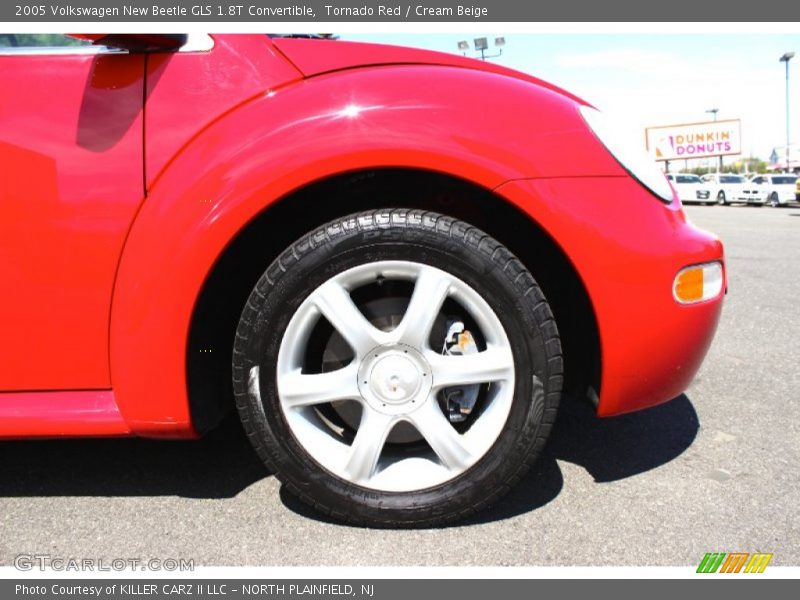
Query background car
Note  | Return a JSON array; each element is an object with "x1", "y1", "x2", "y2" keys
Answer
[
  {"x1": 0, "y1": 33, "x2": 725, "y2": 527},
  {"x1": 701, "y1": 173, "x2": 765, "y2": 205},
  {"x1": 666, "y1": 173, "x2": 713, "y2": 205},
  {"x1": 750, "y1": 173, "x2": 799, "y2": 206}
]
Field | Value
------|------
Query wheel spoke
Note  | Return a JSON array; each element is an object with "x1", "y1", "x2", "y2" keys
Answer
[
  {"x1": 275, "y1": 259, "x2": 519, "y2": 492},
  {"x1": 427, "y1": 346, "x2": 514, "y2": 389},
  {"x1": 310, "y1": 279, "x2": 383, "y2": 357},
  {"x1": 279, "y1": 364, "x2": 360, "y2": 409},
  {"x1": 343, "y1": 409, "x2": 396, "y2": 483},
  {"x1": 395, "y1": 265, "x2": 452, "y2": 348},
  {"x1": 408, "y1": 398, "x2": 472, "y2": 471}
]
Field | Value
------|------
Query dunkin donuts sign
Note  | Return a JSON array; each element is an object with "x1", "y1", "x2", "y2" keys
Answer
[{"x1": 645, "y1": 119, "x2": 742, "y2": 161}]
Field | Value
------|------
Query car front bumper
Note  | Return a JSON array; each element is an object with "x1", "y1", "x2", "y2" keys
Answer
[
  {"x1": 738, "y1": 192, "x2": 766, "y2": 204},
  {"x1": 677, "y1": 189, "x2": 710, "y2": 203},
  {"x1": 496, "y1": 176, "x2": 724, "y2": 416}
]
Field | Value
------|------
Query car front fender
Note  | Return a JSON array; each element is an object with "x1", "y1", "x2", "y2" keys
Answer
[{"x1": 110, "y1": 64, "x2": 625, "y2": 435}]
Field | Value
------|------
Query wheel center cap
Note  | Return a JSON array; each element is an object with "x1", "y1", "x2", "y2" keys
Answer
[
  {"x1": 358, "y1": 344, "x2": 432, "y2": 414},
  {"x1": 370, "y1": 354, "x2": 419, "y2": 403}
]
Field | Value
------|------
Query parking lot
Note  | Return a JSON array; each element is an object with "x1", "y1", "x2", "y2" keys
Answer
[{"x1": 0, "y1": 204, "x2": 798, "y2": 567}]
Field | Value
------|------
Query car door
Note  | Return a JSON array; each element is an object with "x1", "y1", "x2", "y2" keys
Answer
[{"x1": 0, "y1": 35, "x2": 145, "y2": 390}]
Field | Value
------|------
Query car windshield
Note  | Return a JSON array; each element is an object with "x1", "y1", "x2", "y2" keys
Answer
[
  {"x1": 720, "y1": 176, "x2": 744, "y2": 183},
  {"x1": 772, "y1": 176, "x2": 797, "y2": 184},
  {"x1": 676, "y1": 175, "x2": 701, "y2": 183}
]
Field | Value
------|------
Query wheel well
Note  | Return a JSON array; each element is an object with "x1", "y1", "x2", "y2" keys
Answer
[{"x1": 187, "y1": 169, "x2": 601, "y2": 433}]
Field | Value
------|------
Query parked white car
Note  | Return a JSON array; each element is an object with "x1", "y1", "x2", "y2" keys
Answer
[
  {"x1": 701, "y1": 173, "x2": 766, "y2": 205},
  {"x1": 666, "y1": 173, "x2": 713, "y2": 205},
  {"x1": 749, "y1": 174, "x2": 798, "y2": 207}
]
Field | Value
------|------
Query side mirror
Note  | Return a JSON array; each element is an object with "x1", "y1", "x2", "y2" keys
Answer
[{"x1": 68, "y1": 34, "x2": 188, "y2": 53}]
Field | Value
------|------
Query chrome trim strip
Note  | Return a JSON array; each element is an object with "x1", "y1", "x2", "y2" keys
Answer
[
  {"x1": 0, "y1": 45, "x2": 126, "y2": 56},
  {"x1": 0, "y1": 34, "x2": 214, "y2": 56}
]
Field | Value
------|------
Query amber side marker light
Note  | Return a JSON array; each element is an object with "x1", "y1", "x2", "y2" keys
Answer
[{"x1": 673, "y1": 261, "x2": 724, "y2": 304}]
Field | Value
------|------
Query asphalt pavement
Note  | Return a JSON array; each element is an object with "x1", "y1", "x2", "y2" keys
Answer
[{"x1": 1, "y1": 204, "x2": 798, "y2": 567}]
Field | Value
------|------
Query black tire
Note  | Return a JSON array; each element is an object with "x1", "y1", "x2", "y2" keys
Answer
[
  {"x1": 768, "y1": 193, "x2": 779, "y2": 207},
  {"x1": 717, "y1": 191, "x2": 727, "y2": 205},
  {"x1": 232, "y1": 209, "x2": 563, "y2": 527}
]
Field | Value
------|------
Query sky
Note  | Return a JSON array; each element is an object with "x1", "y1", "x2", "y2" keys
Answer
[{"x1": 346, "y1": 33, "x2": 799, "y2": 164}]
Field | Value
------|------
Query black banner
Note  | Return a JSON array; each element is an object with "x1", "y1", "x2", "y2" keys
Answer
[
  {"x1": 3, "y1": 0, "x2": 800, "y2": 22},
  {"x1": 2, "y1": 579, "x2": 796, "y2": 599}
]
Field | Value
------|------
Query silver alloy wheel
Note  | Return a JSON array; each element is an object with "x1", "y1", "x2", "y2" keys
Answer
[{"x1": 275, "y1": 260, "x2": 515, "y2": 492}]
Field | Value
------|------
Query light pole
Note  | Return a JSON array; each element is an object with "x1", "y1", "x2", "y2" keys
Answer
[
  {"x1": 706, "y1": 107, "x2": 721, "y2": 172},
  {"x1": 456, "y1": 37, "x2": 505, "y2": 61},
  {"x1": 780, "y1": 52, "x2": 794, "y2": 172}
]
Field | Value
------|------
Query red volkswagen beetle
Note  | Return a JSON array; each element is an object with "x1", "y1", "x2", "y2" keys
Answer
[{"x1": 0, "y1": 33, "x2": 724, "y2": 526}]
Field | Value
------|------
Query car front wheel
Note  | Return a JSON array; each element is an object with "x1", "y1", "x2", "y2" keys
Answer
[{"x1": 232, "y1": 209, "x2": 562, "y2": 527}]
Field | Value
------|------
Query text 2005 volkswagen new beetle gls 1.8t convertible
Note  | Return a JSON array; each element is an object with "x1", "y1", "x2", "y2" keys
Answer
[{"x1": 0, "y1": 33, "x2": 724, "y2": 526}]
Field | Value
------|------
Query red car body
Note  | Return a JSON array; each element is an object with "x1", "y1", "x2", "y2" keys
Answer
[{"x1": 0, "y1": 34, "x2": 724, "y2": 439}]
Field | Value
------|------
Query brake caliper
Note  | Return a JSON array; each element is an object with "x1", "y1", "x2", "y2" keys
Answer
[{"x1": 442, "y1": 321, "x2": 480, "y2": 423}]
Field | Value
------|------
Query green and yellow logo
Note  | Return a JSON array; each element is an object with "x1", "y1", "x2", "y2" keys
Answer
[{"x1": 697, "y1": 552, "x2": 773, "y2": 573}]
